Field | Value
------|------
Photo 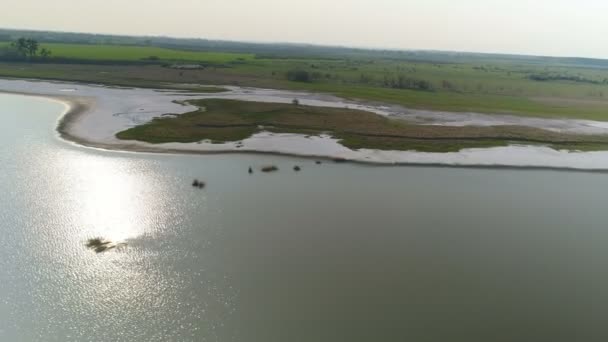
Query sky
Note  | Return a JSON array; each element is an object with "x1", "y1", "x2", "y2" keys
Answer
[{"x1": 2, "y1": 0, "x2": 608, "y2": 58}]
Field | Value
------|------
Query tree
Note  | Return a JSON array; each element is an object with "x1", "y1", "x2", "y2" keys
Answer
[
  {"x1": 9, "y1": 38, "x2": 40, "y2": 58},
  {"x1": 25, "y1": 39, "x2": 39, "y2": 57},
  {"x1": 39, "y1": 48, "x2": 52, "y2": 58},
  {"x1": 441, "y1": 80, "x2": 454, "y2": 90},
  {"x1": 12, "y1": 38, "x2": 28, "y2": 57}
]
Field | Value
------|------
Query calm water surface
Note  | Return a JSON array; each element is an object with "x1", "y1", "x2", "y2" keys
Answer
[{"x1": 1, "y1": 93, "x2": 608, "y2": 342}]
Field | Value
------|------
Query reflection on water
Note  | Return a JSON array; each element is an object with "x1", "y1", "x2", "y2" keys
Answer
[
  {"x1": 2, "y1": 93, "x2": 608, "y2": 341},
  {"x1": 67, "y1": 154, "x2": 161, "y2": 242}
]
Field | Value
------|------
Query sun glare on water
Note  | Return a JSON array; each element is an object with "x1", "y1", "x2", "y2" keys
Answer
[{"x1": 66, "y1": 153, "x2": 162, "y2": 243}]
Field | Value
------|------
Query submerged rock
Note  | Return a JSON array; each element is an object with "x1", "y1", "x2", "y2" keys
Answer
[
  {"x1": 294, "y1": 165, "x2": 301, "y2": 172},
  {"x1": 192, "y1": 179, "x2": 206, "y2": 188},
  {"x1": 261, "y1": 165, "x2": 279, "y2": 173},
  {"x1": 248, "y1": 167, "x2": 253, "y2": 174}
]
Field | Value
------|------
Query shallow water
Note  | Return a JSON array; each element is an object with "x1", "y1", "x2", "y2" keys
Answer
[{"x1": 1, "y1": 93, "x2": 608, "y2": 341}]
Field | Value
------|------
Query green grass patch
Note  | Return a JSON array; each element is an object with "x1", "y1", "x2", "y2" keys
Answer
[{"x1": 0, "y1": 42, "x2": 254, "y2": 63}]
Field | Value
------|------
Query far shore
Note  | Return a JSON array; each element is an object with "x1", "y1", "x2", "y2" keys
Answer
[{"x1": 5, "y1": 78, "x2": 608, "y2": 170}]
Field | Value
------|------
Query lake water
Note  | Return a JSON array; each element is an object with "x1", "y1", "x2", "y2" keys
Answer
[{"x1": 1, "y1": 93, "x2": 608, "y2": 342}]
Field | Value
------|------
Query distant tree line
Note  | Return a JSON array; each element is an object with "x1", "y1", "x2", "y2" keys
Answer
[
  {"x1": 529, "y1": 73, "x2": 608, "y2": 85},
  {"x1": 286, "y1": 68, "x2": 436, "y2": 92},
  {"x1": 286, "y1": 70, "x2": 325, "y2": 83},
  {"x1": 6, "y1": 28, "x2": 608, "y2": 70},
  {"x1": 383, "y1": 74, "x2": 433, "y2": 91}
]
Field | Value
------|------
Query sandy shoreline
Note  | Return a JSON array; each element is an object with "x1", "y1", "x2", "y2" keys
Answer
[{"x1": 5, "y1": 78, "x2": 608, "y2": 170}]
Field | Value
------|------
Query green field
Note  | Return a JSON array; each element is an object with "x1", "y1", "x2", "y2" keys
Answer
[
  {"x1": 2, "y1": 37, "x2": 608, "y2": 122},
  {"x1": 234, "y1": 58, "x2": 608, "y2": 120},
  {"x1": 116, "y1": 99, "x2": 608, "y2": 152},
  {"x1": 0, "y1": 42, "x2": 254, "y2": 63}
]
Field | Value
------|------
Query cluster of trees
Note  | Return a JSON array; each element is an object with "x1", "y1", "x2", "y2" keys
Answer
[
  {"x1": 382, "y1": 75, "x2": 433, "y2": 91},
  {"x1": 11, "y1": 38, "x2": 51, "y2": 58},
  {"x1": 286, "y1": 70, "x2": 328, "y2": 83},
  {"x1": 0, "y1": 38, "x2": 52, "y2": 60},
  {"x1": 287, "y1": 70, "x2": 312, "y2": 82}
]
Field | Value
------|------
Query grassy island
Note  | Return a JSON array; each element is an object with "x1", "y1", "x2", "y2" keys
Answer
[{"x1": 116, "y1": 99, "x2": 608, "y2": 152}]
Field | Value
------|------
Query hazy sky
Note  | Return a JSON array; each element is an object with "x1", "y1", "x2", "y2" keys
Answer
[{"x1": 3, "y1": 0, "x2": 608, "y2": 58}]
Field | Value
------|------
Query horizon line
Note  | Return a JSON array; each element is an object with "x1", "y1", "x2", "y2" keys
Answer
[{"x1": 1, "y1": 26, "x2": 607, "y2": 62}]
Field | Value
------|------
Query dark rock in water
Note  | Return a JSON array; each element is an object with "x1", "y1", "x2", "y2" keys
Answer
[
  {"x1": 198, "y1": 182, "x2": 206, "y2": 189},
  {"x1": 248, "y1": 167, "x2": 253, "y2": 174},
  {"x1": 333, "y1": 158, "x2": 347, "y2": 163},
  {"x1": 94, "y1": 244, "x2": 114, "y2": 253},
  {"x1": 315, "y1": 161, "x2": 322, "y2": 165},
  {"x1": 193, "y1": 179, "x2": 205, "y2": 189},
  {"x1": 86, "y1": 238, "x2": 107, "y2": 249},
  {"x1": 192, "y1": 179, "x2": 200, "y2": 187},
  {"x1": 294, "y1": 165, "x2": 301, "y2": 172},
  {"x1": 261, "y1": 165, "x2": 279, "y2": 173},
  {"x1": 86, "y1": 237, "x2": 125, "y2": 254}
]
